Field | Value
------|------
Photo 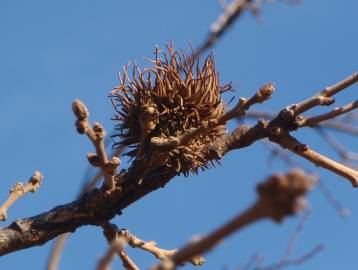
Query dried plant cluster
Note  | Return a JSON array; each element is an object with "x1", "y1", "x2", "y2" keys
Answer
[
  {"x1": 0, "y1": 1, "x2": 357, "y2": 269},
  {"x1": 110, "y1": 45, "x2": 231, "y2": 175}
]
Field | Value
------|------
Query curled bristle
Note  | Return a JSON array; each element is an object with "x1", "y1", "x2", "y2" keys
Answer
[{"x1": 110, "y1": 44, "x2": 231, "y2": 175}]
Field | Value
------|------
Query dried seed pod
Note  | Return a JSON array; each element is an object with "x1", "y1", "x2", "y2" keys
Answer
[{"x1": 110, "y1": 44, "x2": 231, "y2": 175}]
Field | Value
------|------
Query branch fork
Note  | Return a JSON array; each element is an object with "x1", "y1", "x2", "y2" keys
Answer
[{"x1": 244, "y1": 72, "x2": 358, "y2": 187}]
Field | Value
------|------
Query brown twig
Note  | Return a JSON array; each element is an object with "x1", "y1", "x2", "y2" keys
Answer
[
  {"x1": 298, "y1": 100, "x2": 358, "y2": 128},
  {"x1": 152, "y1": 169, "x2": 316, "y2": 270},
  {"x1": 0, "y1": 73, "x2": 355, "y2": 256},
  {"x1": 101, "y1": 222, "x2": 204, "y2": 267},
  {"x1": 96, "y1": 237, "x2": 137, "y2": 270},
  {"x1": 0, "y1": 171, "x2": 43, "y2": 221},
  {"x1": 120, "y1": 229, "x2": 205, "y2": 266},
  {"x1": 289, "y1": 72, "x2": 358, "y2": 116},
  {"x1": 253, "y1": 72, "x2": 358, "y2": 186},
  {"x1": 72, "y1": 100, "x2": 121, "y2": 191},
  {"x1": 242, "y1": 110, "x2": 358, "y2": 136},
  {"x1": 195, "y1": 0, "x2": 254, "y2": 58},
  {"x1": 101, "y1": 222, "x2": 139, "y2": 270},
  {"x1": 270, "y1": 133, "x2": 358, "y2": 187}
]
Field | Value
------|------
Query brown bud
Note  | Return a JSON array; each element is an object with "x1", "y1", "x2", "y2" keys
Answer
[{"x1": 72, "y1": 100, "x2": 89, "y2": 120}]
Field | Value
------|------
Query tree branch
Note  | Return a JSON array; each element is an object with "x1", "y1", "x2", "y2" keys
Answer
[
  {"x1": 298, "y1": 100, "x2": 358, "y2": 128},
  {"x1": 0, "y1": 172, "x2": 43, "y2": 221},
  {"x1": 152, "y1": 170, "x2": 316, "y2": 270},
  {"x1": 0, "y1": 72, "x2": 356, "y2": 257},
  {"x1": 270, "y1": 133, "x2": 358, "y2": 187},
  {"x1": 101, "y1": 222, "x2": 139, "y2": 270},
  {"x1": 290, "y1": 72, "x2": 358, "y2": 115},
  {"x1": 241, "y1": 110, "x2": 358, "y2": 136}
]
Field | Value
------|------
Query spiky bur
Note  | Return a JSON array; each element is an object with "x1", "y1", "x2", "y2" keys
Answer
[{"x1": 110, "y1": 45, "x2": 231, "y2": 176}]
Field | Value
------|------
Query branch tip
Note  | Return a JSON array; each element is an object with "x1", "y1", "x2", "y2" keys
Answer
[{"x1": 0, "y1": 171, "x2": 44, "y2": 221}]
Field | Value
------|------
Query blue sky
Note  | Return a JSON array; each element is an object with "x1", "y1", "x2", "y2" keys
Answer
[{"x1": 0, "y1": 0, "x2": 357, "y2": 269}]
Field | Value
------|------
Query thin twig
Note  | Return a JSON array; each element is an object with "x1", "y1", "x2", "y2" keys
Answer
[
  {"x1": 0, "y1": 171, "x2": 43, "y2": 221},
  {"x1": 242, "y1": 111, "x2": 358, "y2": 136},
  {"x1": 195, "y1": 0, "x2": 254, "y2": 58},
  {"x1": 120, "y1": 229, "x2": 205, "y2": 266},
  {"x1": 101, "y1": 222, "x2": 204, "y2": 267},
  {"x1": 298, "y1": 100, "x2": 358, "y2": 127},
  {"x1": 72, "y1": 100, "x2": 121, "y2": 191},
  {"x1": 257, "y1": 72, "x2": 358, "y2": 186},
  {"x1": 270, "y1": 133, "x2": 358, "y2": 187},
  {"x1": 152, "y1": 170, "x2": 316, "y2": 270},
  {"x1": 290, "y1": 72, "x2": 358, "y2": 115},
  {"x1": 96, "y1": 237, "x2": 137, "y2": 270},
  {"x1": 278, "y1": 211, "x2": 310, "y2": 264},
  {"x1": 101, "y1": 222, "x2": 139, "y2": 270}
]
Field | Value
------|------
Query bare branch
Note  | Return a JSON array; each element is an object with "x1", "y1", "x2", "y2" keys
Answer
[
  {"x1": 290, "y1": 72, "x2": 358, "y2": 116},
  {"x1": 120, "y1": 229, "x2": 204, "y2": 266},
  {"x1": 152, "y1": 170, "x2": 316, "y2": 270},
  {"x1": 195, "y1": 0, "x2": 254, "y2": 58},
  {"x1": 242, "y1": 110, "x2": 358, "y2": 136},
  {"x1": 270, "y1": 133, "x2": 358, "y2": 187},
  {"x1": 278, "y1": 211, "x2": 310, "y2": 265},
  {"x1": 298, "y1": 100, "x2": 358, "y2": 128},
  {"x1": 0, "y1": 68, "x2": 355, "y2": 259},
  {"x1": 96, "y1": 237, "x2": 137, "y2": 270},
  {"x1": 101, "y1": 222, "x2": 139, "y2": 270},
  {"x1": 0, "y1": 171, "x2": 43, "y2": 221},
  {"x1": 233, "y1": 72, "x2": 358, "y2": 186}
]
